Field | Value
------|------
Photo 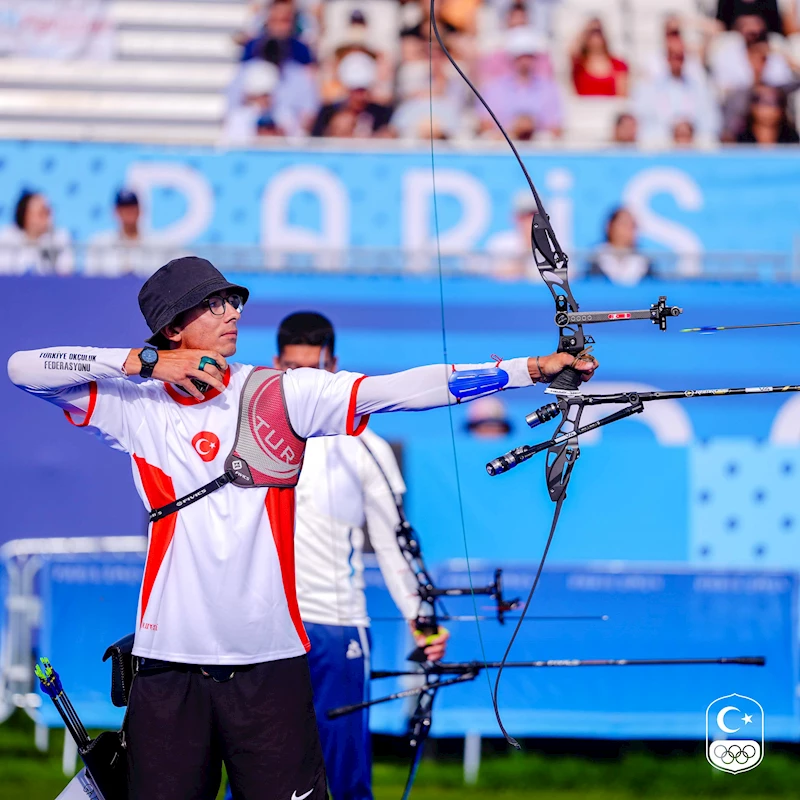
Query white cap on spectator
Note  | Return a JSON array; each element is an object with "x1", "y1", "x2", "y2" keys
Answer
[
  {"x1": 338, "y1": 51, "x2": 377, "y2": 90},
  {"x1": 242, "y1": 61, "x2": 280, "y2": 96},
  {"x1": 506, "y1": 26, "x2": 545, "y2": 57}
]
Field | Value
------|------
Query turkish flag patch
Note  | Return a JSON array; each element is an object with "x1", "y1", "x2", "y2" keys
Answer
[{"x1": 192, "y1": 431, "x2": 221, "y2": 462}]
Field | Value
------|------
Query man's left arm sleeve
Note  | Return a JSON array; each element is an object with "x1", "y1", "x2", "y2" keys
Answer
[
  {"x1": 355, "y1": 358, "x2": 533, "y2": 416},
  {"x1": 282, "y1": 358, "x2": 533, "y2": 438}
]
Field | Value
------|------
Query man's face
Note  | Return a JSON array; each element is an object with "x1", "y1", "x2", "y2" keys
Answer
[
  {"x1": 165, "y1": 291, "x2": 242, "y2": 357},
  {"x1": 267, "y1": 3, "x2": 294, "y2": 39},
  {"x1": 346, "y1": 87, "x2": 370, "y2": 111},
  {"x1": 274, "y1": 344, "x2": 337, "y2": 372},
  {"x1": 666, "y1": 41, "x2": 685, "y2": 77},
  {"x1": 615, "y1": 114, "x2": 638, "y2": 143},
  {"x1": 327, "y1": 109, "x2": 357, "y2": 137},
  {"x1": 116, "y1": 204, "x2": 139, "y2": 228}
]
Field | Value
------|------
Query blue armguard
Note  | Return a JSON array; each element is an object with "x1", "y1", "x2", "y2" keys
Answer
[{"x1": 448, "y1": 367, "x2": 509, "y2": 400}]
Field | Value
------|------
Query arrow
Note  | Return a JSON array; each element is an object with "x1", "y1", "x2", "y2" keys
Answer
[{"x1": 681, "y1": 321, "x2": 800, "y2": 334}]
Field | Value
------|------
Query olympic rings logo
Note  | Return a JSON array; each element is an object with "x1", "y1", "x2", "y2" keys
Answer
[{"x1": 712, "y1": 743, "x2": 758, "y2": 766}]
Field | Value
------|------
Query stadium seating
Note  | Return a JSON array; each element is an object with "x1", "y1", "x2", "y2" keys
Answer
[
  {"x1": 561, "y1": 94, "x2": 629, "y2": 144},
  {"x1": 1, "y1": 0, "x2": 797, "y2": 146},
  {"x1": 0, "y1": 0, "x2": 245, "y2": 144}
]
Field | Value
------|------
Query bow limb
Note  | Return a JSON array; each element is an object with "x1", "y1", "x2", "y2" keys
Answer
[
  {"x1": 428, "y1": 0, "x2": 586, "y2": 397},
  {"x1": 488, "y1": 405, "x2": 583, "y2": 747},
  {"x1": 428, "y1": 0, "x2": 587, "y2": 747}
]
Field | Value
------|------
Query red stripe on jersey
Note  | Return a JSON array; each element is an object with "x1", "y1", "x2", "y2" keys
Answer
[
  {"x1": 346, "y1": 375, "x2": 370, "y2": 436},
  {"x1": 133, "y1": 455, "x2": 178, "y2": 626},
  {"x1": 63, "y1": 382, "x2": 98, "y2": 427},
  {"x1": 265, "y1": 487, "x2": 310, "y2": 652},
  {"x1": 165, "y1": 367, "x2": 232, "y2": 406}
]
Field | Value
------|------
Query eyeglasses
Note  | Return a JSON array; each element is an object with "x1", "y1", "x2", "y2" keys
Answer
[{"x1": 204, "y1": 293, "x2": 245, "y2": 316}]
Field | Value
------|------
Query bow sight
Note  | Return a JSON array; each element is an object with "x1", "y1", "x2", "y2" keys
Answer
[
  {"x1": 531, "y1": 199, "x2": 683, "y2": 395},
  {"x1": 548, "y1": 293, "x2": 683, "y2": 394},
  {"x1": 557, "y1": 295, "x2": 683, "y2": 329}
]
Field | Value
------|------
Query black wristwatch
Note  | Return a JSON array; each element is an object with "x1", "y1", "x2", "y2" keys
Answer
[{"x1": 138, "y1": 346, "x2": 159, "y2": 379}]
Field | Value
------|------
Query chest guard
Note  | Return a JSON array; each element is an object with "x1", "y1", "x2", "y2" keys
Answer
[
  {"x1": 149, "y1": 367, "x2": 306, "y2": 522},
  {"x1": 225, "y1": 367, "x2": 306, "y2": 488}
]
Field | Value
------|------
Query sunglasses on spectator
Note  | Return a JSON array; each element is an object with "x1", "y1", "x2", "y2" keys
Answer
[{"x1": 203, "y1": 294, "x2": 245, "y2": 315}]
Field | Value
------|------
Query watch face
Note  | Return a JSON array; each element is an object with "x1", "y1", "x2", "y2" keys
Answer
[{"x1": 141, "y1": 348, "x2": 158, "y2": 365}]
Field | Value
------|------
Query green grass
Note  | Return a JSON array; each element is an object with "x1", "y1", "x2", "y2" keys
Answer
[
  {"x1": 372, "y1": 748, "x2": 800, "y2": 799},
  {"x1": 2, "y1": 711, "x2": 799, "y2": 800}
]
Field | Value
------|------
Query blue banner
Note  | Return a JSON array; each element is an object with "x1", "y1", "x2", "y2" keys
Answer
[
  {"x1": 33, "y1": 554, "x2": 799, "y2": 740},
  {"x1": 429, "y1": 563, "x2": 799, "y2": 740},
  {"x1": 0, "y1": 141, "x2": 798, "y2": 262}
]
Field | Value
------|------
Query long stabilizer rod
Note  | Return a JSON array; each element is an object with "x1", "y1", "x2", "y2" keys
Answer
[
  {"x1": 327, "y1": 656, "x2": 765, "y2": 719},
  {"x1": 374, "y1": 655, "x2": 765, "y2": 678}
]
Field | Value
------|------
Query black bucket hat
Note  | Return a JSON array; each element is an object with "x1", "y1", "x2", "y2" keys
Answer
[{"x1": 138, "y1": 256, "x2": 250, "y2": 348}]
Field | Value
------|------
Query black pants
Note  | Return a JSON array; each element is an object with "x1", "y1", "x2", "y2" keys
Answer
[{"x1": 126, "y1": 654, "x2": 327, "y2": 800}]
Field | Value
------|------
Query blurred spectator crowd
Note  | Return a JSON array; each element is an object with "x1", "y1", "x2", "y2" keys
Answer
[
  {"x1": 3, "y1": 0, "x2": 800, "y2": 281},
  {"x1": 0, "y1": 187, "x2": 178, "y2": 278},
  {"x1": 0, "y1": 183, "x2": 671, "y2": 285},
  {"x1": 221, "y1": 0, "x2": 800, "y2": 147}
]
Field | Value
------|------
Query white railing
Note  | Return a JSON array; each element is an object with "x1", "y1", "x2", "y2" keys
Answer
[{"x1": 0, "y1": 243, "x2": 798, "y2": 283}]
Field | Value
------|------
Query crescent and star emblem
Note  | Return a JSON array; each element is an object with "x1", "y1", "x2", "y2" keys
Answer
[
  {"x1": 716, "y1": 706, "x2": 754, "y2": 733},
  {"x1": 191, "y1": 431, "x2": 221, "y2": 462}
]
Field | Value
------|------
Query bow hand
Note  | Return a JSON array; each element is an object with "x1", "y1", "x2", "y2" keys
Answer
[
  {"x1": 410, "y1": 620, "x2": 450, "y2": 663},
  {"x1": 531, "y1": 352, "x2": 598, "y2": 388}
]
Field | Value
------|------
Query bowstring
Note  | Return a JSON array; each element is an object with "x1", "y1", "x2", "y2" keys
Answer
[
  {"x1": 428, "y1": 4, "x2": 494, "y2": 742},
  {"x1": 492, "y1": 497, "x2": 563, "y2": 747},
  {"x1": 428, "y1": 1, "x2": 571, "y2": 748}
]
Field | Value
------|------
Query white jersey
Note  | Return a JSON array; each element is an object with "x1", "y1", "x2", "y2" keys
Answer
[
  {"x1": 295, "y1": 429, "x2": 419, "y2": 628},
  {"x1": 8, "y1": 348, "x2": 535, "y2": 664}
]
